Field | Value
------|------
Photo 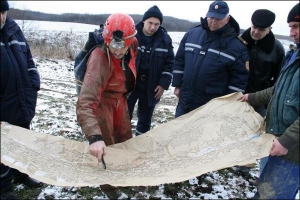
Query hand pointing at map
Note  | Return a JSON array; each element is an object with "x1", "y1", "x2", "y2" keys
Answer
[{"x1": 89, "y1": 140, "x2": 107, "y2": 163}]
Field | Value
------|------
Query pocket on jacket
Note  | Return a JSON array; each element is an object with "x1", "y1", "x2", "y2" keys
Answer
[{"x1": 283, "y1": 93, "x2": 299, "y2": 125}]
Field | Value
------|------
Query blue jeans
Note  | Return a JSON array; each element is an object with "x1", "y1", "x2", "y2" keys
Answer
[
  {"x1": 175, "y1": 103, "x2": 194, "y2": 118},
  {"x1": 253, "y1": 156, "x2": 299, "y2": 199},
  {"x1": 259, "y1": 157, "x2": 268, "y2": 175}
]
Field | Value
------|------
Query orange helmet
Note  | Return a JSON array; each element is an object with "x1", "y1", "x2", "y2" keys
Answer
[{"x1": 102, "y1": 13, "x2": 137, "y2": 49}]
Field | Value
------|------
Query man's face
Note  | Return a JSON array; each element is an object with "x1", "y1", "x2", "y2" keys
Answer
[
  {"x1": 0, "y1": 11, "x2": 7, "y2": 29},
  {"x1": 142, "y1": 17, "x2": 160, "y2": 36},
  {"x1": 289, "y1": 22, "x2": 300, "y2": 44},
  {"x1": 108, "y1": 45, "x2": 129, "y2": 60},
  {"x1": 207, "y1": 15, "x2": 230, "y2": 31},
  {"x1": 250, "y1": 24, "x2": 271, "y2": 41}
]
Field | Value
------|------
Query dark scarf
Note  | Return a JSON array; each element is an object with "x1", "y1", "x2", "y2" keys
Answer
[{"x1": 241, "y1": 27, "x2": 275, "y2": 54}]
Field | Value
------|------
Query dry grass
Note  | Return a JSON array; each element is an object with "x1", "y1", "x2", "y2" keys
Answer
[{"x1": 25, "y1": 30, "x2": 86, "y2": 60}]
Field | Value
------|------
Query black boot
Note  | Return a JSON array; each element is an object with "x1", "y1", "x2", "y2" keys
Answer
[
  {"x1": 1, "y1": 164, "x2": 19, "y2": 200},
  {"x1": 100, "y1": 184, "x2": 122, "y2": 199},
  {"x1": 13, "y1": 176, "x2": 43, "y2": 188},
  {"x1": 11, "y1": 168, "x2": 43, "y2": 188}
]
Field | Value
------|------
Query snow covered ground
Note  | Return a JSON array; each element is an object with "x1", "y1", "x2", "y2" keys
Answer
[{"x1": 11, "y1": 20, "x2": 298, "y2": 199}]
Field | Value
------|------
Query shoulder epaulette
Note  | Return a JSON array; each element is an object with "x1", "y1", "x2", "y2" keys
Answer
[{"x1": 238, "y1": 35, "x2": 248, "y2": 46}]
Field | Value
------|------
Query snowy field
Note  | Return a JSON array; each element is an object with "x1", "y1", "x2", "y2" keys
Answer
[{"x1": 10, "y1": 20, "x2": 299, "y2": 199}]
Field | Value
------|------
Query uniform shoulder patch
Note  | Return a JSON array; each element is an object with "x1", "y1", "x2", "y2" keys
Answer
[
  {"x1": 245, "y1": 61, "x2": 250, "y2": 71},
  {"x1": 238, "y1": 35, "x2": 248, "y2": 46}
]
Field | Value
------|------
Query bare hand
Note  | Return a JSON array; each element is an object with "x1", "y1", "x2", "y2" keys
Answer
[
  {"x1": 154, "y1": 85, "x2": 165, "y2": 100},
  {"x1": 174, "y1": 87, "x2": 180, "y2": 98},
  {"x1": 269, "y1": 138, "x2": 288, "y2": 156},
  {"x1": 237, "y1": 94, "x2": 249, "y2": 102},
  {"x1": 89, "y1": 141, "x2": 107, "y2": 162}
]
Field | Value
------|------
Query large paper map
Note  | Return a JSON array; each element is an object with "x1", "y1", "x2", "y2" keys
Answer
[{"x1": 1, "y1": 92, "x2": 275, "y2": 187}]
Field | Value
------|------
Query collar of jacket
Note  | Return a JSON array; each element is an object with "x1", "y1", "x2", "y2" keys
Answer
[
  {"x1": 136, "y1": 21, "x2": 165, "y2": 39},
  {"x1": 241, "y1": 27, "x2": 275, "y2": 54},
  {"x1": 2, "y1": 18, "x2": 20, "y2": 38},
  {"x1": 200, "y1": 15, "x2": 239, "y2": 38}
]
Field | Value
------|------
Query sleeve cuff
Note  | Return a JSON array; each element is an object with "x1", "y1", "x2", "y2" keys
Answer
[{"x1": 87, "y1": 135, "x2": 103, "y2": 145}]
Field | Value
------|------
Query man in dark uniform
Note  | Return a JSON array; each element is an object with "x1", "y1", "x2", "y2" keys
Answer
[
  {"x1": 0, "y1": 1, "x2": 43, "y2": 199},
  {"x1": 172, "y1": 0, "x2": 249, "y2": 117},
  {"x1": 127, "y1": 5, "x2": 174, "y2": 136}
]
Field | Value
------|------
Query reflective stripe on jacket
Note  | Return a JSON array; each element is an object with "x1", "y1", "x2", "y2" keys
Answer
[
  {"x1": 172, "y1": 16, "x2": 249, "y2": 110},
  {"x1": 0, "y1": 18, "x2": 40, "y2": 125}
]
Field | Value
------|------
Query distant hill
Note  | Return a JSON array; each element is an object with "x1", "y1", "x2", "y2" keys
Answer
[
  {"x1": 8, "y1": 8, "x2": 199, "y2": 32},
  {"x1": 8, "y1": 8, "x2": 292, "y2": 41}
]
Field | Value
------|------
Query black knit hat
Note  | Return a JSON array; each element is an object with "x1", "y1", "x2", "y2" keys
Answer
[
  {"x1": 251, "y1": 9, "x2": 275, "y2": 28},
  {"x1": 142, "y1": 5, "x2": 163, "y2": 24},
  {"x1": 0, "y1": 0, "x2": 9, "y2": 12},
  {"x1": 287, "y1": 3, "x2": 300, "y2": 23}
]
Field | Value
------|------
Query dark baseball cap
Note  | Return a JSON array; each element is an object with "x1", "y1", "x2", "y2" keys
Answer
[{"x1": 206, "y1": 0, "x2": 229, "y2": 19}]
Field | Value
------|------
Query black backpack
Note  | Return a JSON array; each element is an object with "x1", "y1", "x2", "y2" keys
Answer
[{"x1": 74, "y1": 24, "x2": 104, "y2": 95}]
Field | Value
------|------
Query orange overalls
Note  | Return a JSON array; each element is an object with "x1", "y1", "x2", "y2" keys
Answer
[{"x1": 76, "y1": 39, "x2": 138, "y2": 145}]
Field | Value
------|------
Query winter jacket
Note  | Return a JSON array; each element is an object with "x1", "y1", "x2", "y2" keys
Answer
[
  {"x1": 0, "y1": 17, "x2": 40, "y2": 126},
  {"x1": 134, "y1": 22, "x2": 174, "y2": 106},
  {"x1": 76, "y1": 40, "x2": 138, "y2": 145},
  {"x1": 240, "y1": 28, "x2": 285, "y2": 93},
  {"x1": 172, "y1": 16, "x2": 249, "y2": 111},
  {"x1": 248, "y1": 49, "x2": 299, "y2": 164}
]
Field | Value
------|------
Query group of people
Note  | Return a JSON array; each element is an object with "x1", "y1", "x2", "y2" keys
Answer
[{"x1": 1, "y1": 0, "x2": 299, "y2": 199}]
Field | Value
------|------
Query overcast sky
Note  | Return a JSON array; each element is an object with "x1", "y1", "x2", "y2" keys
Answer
[{"x1": 10, "y1": 1, "x2": 298, "y2": 36}]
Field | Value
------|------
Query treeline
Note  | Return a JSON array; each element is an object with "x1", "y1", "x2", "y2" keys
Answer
[
  {"x1": 8, "y1": 8, "x2": 200, "y2": 32},
  {"x1": 8, "y1": 8, "x2": 292, "y2": 41}
]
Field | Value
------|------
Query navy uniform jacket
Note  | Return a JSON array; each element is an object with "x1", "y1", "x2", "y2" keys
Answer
[
  {"x1": 134, "y1": 22, "x2": 174, "y2": 106},
  {"x1": 172, "y1": 16, "x2": 249, "y2": 111},
  {"x1": 0, "y1": 17, "x2": 40, "y2": 126}
]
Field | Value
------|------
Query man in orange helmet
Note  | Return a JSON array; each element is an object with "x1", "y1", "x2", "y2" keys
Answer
[{"x1": 76, "y1": 13, "x2": 138, "y2": 199}]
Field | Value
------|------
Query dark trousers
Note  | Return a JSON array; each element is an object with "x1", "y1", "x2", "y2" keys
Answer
[
  {"x1": 0, "y1": 164, "x2": 12, "y2": 194},
  {"x1": 175, "y1": 102, "x2": 197, "y2": 118},
  {"x1": 0, "y1": 121, "x2": 30, "y2": 193},
  {"x1": 127, "y1": 90, "x2": 155, "y2": 135}
]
